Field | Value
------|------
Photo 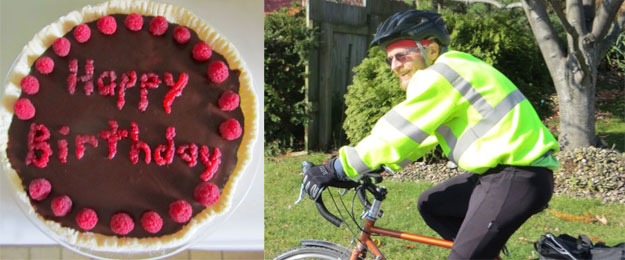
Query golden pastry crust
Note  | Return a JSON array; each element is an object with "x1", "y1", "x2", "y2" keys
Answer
[{"x1": 0, "y1": 0, "x2": 256, "y2": 251}]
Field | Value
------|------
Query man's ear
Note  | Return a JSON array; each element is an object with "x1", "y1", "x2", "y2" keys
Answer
[
  {"x1": 427, "y1": 42, "x2": 440, "y2": 58},
  {"x1": 428, "y1": 43, "x2": 440, "y2": 62}
]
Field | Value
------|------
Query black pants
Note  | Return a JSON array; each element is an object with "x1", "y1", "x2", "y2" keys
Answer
[{"x1": 417, "y1": 166, "x2": 554, "y2": 259}]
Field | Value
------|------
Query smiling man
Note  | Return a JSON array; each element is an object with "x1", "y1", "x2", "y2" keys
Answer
[{"x1": 302, "y1": 10, "x2": 560, "y2": 259}]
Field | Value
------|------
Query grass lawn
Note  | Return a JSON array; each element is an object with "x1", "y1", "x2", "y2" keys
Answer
[{"x1": 265, "y1": 154, "x2": 625, "y2": 259}]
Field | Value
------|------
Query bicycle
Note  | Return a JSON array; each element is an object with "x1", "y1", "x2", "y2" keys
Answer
[{"x1": 273, "y1": 161, "x2": 456, "y2": 260}]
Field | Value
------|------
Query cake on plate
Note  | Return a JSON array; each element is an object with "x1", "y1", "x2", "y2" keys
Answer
[{"x1": 0, "y1": 0, "x2": 256, "y2": 251}]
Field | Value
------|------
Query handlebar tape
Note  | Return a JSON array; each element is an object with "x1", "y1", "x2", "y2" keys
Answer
[
  {"x1": 315, "y1": 197, "x2": 344, "y2": 227},
  {"x1": 302, "y1": 161, "x2": 344, "y2": 227}
]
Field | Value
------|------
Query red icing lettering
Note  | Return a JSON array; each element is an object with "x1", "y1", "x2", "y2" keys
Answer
[
  {"x1": 138, "y1": 73, "x2": 160, "y2": 112},
  {"x1": 57, "y1": 140, "x2": 68, "y2": 163},
  {"x1": 163, "y1": 73, "x2": 189, "y2": 114},
  {"x1": 129, "y1": 122, "x2": 151, "y2": 164},
  {"x1": 99, "y1": 120, "x2": 129, "y2": 159},
  {"x1": 154, "y1": 127, "x2": 175, "y2": 165},
  {"x1": 176, "y1": 144, "x2": 198, "y2": 167},
  {"x1": 199, "y1": 145, "x2": 221, "y2": 181},
  {"x1": 97, "y1": 71, "x2": 117, "y2": 96},
  {"x1": 67, "y1": 59, "x2": 94, "y2": 95},
  {"x1": 26, "y1": 123, "x2": 52, "y2": 168},
  {"x1": 117, "y1": 71, "x2": 137, "y2": 110},
  {"x1": 75, "y1": 135, "x2": 98, "y2": 159}
]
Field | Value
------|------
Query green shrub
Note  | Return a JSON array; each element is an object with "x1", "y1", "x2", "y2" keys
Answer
[
  {"x1": 605, "y1": 32, "x2": 625, "y2": 74},
  {"x1": 264, "y1": 5, "x2": 317, "y2": 155},
  {"x1": 343, "y1": 47, "x2": 405, "y2": 144},
  {"x1": 443, "y1": 10, "x2": 556, "y2": 118}
]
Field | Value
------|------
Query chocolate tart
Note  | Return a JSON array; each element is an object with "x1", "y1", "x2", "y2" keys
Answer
[{"x1": 0, "y1": 0, "x2": 256, "y2": 251}]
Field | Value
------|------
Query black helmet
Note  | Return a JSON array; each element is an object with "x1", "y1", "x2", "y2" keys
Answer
[{"x1": 370, "y1": 10, "x2": 450, "y2": 49}]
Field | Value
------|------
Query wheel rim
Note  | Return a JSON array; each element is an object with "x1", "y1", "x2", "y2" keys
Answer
[{"x1": 285, "y1": 252, "x2": 348, "y2": 260}]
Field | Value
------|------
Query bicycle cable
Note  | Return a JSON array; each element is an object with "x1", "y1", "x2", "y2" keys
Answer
[
  {"x1": 327, "y1": 187, "x2": 360, "y2": 239},
  {"x1": 335, "y1": 187, "x2": 379, "y2": 258},
  {"x1": 327, "y1": 187, "x2": 374, "y2": 257}
]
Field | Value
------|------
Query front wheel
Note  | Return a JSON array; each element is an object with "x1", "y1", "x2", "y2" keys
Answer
[{"x1": 273, "y1": 240, "x2": 355, "y2": 260}]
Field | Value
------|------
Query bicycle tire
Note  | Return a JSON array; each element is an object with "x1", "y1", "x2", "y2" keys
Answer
[{"x1": 273, "y1": 244, "x2": 354, "y2": 260}]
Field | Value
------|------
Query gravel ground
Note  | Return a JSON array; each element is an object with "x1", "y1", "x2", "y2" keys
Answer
[{"x1": 388, "y1": 147, "x2": 625, "y2": 204}]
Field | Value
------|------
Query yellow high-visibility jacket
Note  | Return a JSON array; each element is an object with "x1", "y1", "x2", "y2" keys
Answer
[{"x1": 339, "y1": 51, "x2": 559, "y2": 178}]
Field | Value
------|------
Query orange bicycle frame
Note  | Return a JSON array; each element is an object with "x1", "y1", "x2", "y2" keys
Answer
[{"x1": 350, "y1": 218, "x2": 453, "y2": 260}]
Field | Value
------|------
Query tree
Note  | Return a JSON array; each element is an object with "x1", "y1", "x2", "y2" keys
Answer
[{"x1": 451, "y1": 0, "x2": 624, "y2": 150}]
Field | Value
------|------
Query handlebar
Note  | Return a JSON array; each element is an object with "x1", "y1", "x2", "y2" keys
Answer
[
  {"x1": 301, "y1": 161, "x2": 345, "y2": 227},
  {"x1": 297, "y1": 161, "x2": 389, "y2": 228}
]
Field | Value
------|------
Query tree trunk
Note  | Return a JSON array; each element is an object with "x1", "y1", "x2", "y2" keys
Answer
[{"x1": 554, "y1": 58, "x2": 598, "y2": 149}]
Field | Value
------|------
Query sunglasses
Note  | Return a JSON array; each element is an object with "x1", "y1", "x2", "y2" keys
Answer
[{"x1": 385, "y1": 47, "x2": 419, "y2": 66}]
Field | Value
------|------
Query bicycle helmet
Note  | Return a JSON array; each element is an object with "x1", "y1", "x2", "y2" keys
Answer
[{"x1": 370, "y1": 10, "x2": 450, "y2": 50}]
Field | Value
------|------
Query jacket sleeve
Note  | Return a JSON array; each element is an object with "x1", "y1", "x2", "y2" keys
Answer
[{"x1": 338, "y1": 68, "x2": 460, "y2": 179}]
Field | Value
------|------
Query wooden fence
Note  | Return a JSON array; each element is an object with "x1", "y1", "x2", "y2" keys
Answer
[{"x1": 305, "y1": 0, "x2": 412, "y2": 151}]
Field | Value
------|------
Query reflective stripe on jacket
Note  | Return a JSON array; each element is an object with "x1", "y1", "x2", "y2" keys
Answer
[{"x1": 339, "y1": 51, "x2": 559, "y2": 178}]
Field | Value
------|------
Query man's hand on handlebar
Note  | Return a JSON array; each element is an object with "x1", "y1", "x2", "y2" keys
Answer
[{"x1": 302, "y1": 158, "x2": 359, "y2": 201}]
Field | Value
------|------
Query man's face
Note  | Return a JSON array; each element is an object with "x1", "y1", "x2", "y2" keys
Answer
[{"x1": 386, "y1": 44, "x2": 433, "y2": 90}]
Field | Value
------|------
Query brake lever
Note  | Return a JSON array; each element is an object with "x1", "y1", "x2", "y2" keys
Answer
[
  {"x1": 294, "y1": 175, "x2": 307, "y2": 206},
  {"x1": 382, "y1": 165, "x2": 395, "y2": 175}
]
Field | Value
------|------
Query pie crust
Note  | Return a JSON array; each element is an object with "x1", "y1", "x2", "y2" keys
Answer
[{"x1": 0, "y1": 0, "x2": 256, "y2": 251}]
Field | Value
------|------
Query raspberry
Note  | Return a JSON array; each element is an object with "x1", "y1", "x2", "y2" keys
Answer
[
  {"x1": 97, "y1": 16, "x2": 117, "y2": 35},
  {"x1": 194, "y1": 182, "x2": 220, "y2": 206},
  {"x1": 124, "y1": 13, "x2": 143, "y2": 31},
  {"x1": 218, "y1": 91, "x2": 240, "y2": 111},
  {"x1": 14, "y1": 98, "x2": 36, "y2": 120},
  {"x1": 28, "y1": 178, "x2": 51, "y2": 201},
  {"x1": 173, "y1": 26, "x2": 190, "y2": 44},
  {"x1": 149, "y1": 16, "x2": 168, "y2": 36},
  {"x1": 199, "y1": 146, "x2": 221, "y2": 181},
  {"x1": 169, "y1": 200, "x2": 192, "y2": 223},
  {"x1": 140, "y1": 211, "x2": 163, "y2": 234},
  {"x1": 74, "y1": 24, "x2": 91, "y2": 43},
  {"x1": 219, "y1": 119, "x2": 242, "y2": 140},
  {"x1": 110, "y1": 212, "x2": 134, "y2": 235},
  {"x1": 207, "y1": 61, "x2": 229, "y2": 83},
  {"x1": 51, "y1": 195, "x2": 72, "y2": 217},
  {"x1": 192, "y1": 42, "x2": 212, "y2": 61},
  {"x1": 76, "y1": 208, "x2": 98, "y2": 230},
  {"x1": 35, "y1": 57, "x2": 54, "y2": 75},
  {"x1": 20, "y1": 76, "x2": 39, "y2": 95},
  {"x1": 52, "y1": 37, "x2": 71, "y2": 57}
]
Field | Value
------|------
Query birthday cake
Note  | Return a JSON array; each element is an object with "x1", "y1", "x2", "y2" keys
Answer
[{"x1": 0, "y1": 0, "x2": 256, "y2": 251}]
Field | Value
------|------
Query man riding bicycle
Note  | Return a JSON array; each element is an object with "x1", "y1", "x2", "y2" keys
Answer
[{"x1": 303, "y1": 10, "x2": 560, "y2": 259}]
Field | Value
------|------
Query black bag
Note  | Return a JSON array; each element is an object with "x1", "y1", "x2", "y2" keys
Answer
[{"x1": 534, "y1": 233, "x2": 625, "y2": 260}]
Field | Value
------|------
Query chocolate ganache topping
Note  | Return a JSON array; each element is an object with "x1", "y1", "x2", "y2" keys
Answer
[{"x1": 6, "y1": 14, "x2": 244, "y2": 238}]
